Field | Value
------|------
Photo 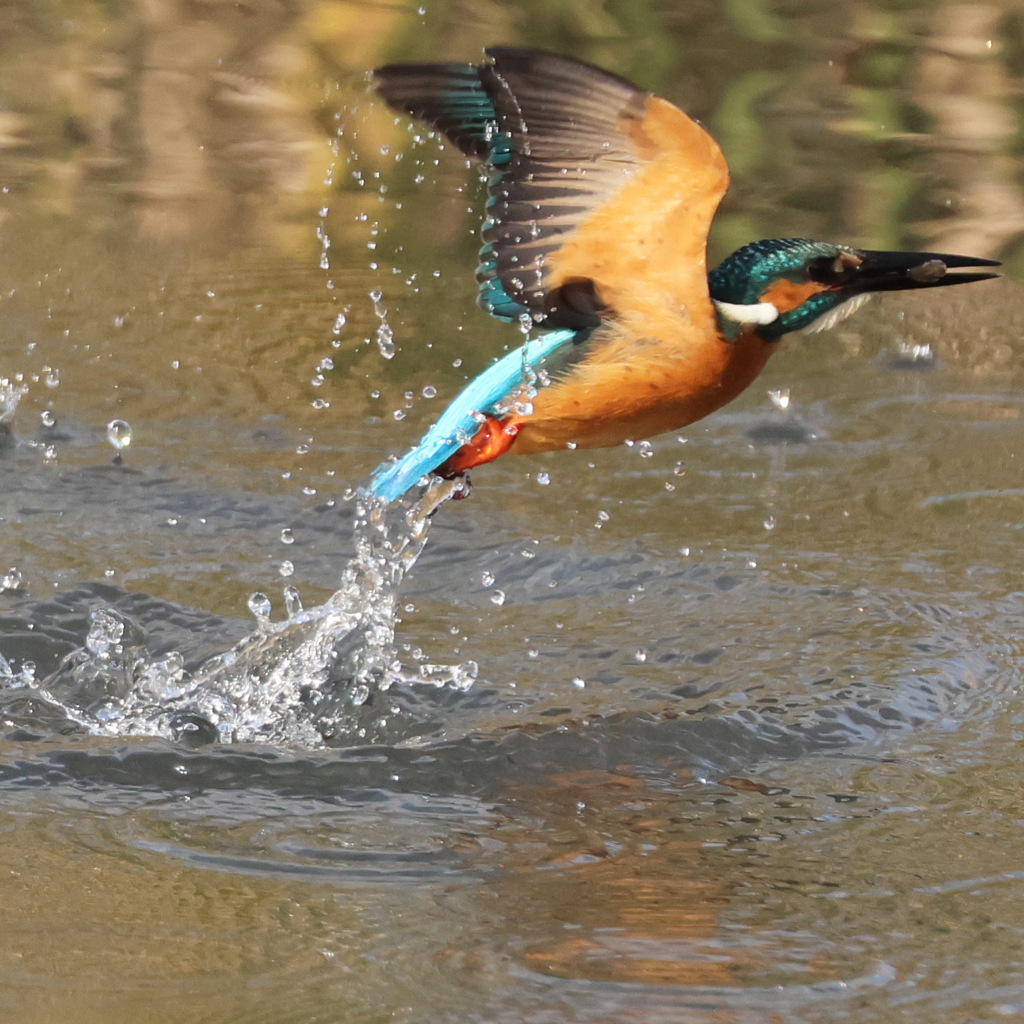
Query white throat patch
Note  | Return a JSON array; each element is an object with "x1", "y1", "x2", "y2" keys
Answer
[
  {"x1": 712, "y1": 299, "x2": 780, "y2": 326},
  {"x1": 802, "y1": 293, "x2": 871, "y2": 333}
]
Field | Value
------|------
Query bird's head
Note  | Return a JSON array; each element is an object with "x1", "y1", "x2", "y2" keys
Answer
[{"x1": 708, "y1": 238, "x2": 999, "y2": 341}]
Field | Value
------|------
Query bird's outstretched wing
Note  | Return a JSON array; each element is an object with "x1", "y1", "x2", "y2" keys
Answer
[
  {"x1": 375, "y1": 47, "x2": 729, "y2": 330},
  {"x1": 368, "y1": 48, "x2": 730, "y2": 499}
]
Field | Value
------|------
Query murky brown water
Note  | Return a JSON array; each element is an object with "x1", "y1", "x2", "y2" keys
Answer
[{"x1": 2, "y1": 1, "x2": 1024, "y2": 1021}]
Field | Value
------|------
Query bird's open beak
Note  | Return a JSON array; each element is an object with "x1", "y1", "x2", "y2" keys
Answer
[{"x1": 835, "y1": 249, "x2": 1001, "y2": 294}]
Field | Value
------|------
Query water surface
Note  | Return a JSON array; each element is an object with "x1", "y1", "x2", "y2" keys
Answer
[{"x1": 2, "y1": 2, "x2": 1024, "y2": 1021}]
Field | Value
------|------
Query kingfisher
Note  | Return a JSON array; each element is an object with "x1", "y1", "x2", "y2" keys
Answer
[{"x1": 367, "y1": 47, "x2": 999, "y2": 502}]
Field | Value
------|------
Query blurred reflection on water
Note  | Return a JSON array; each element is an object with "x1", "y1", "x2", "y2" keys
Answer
[
  {"x1": 3, "y1": 0, "x2": 1024, "y2": 256},
  {"x1": 2, "y1": 2, "x2": 1024, "y2": 1022}
]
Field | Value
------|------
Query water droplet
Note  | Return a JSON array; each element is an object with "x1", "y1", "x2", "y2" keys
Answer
[
  {"x1": 40, "y1": 410, "x2": 55, "y2": 427},
  {"x1": 283, "y1": 585, "x2": 303, "y2": 617},
  {"x1": 572, "y1": 677, "x2": 586, "y2": 689},
  {"x1": 280, "y1": 528, "x2": 295, "y2": 545},
  {"x1": 481, "y1": 571, "x2": 495, "y2": 587},
  {"x1": 0, "y1": 567, "x2": 23, "y2": 591},
  {"x1": 85, "y1": 608, "x2": 125, "y2": 656},
  {"x1": 536, "y1": 471, "x2": 550, "y2": 485},
  {"x1": 106, "y1": 419, "x2": 132, "y2": 452},
  {"x1": 247, "y1": 592, "x2": 272, "y2": 621},
  {"x1": 370, "y1": 289, "x2": 395, "y2": 358},
  {"x1": 279, "y1": 560, "x2": 294, "y2": 577},
  {"x1": 768, "y1": 388, "x2": 790, "y2": 411},
  {"x1": 634, "y1": 649, "x2": 648, "y2": 663},
  {"x1": 422, "y1": 385, "x2": 437, "y2": 399},
  {"x1": 44, "y1": 367, "x2": 60, "y2": 388},
  {"x1": 673, "y1": 461, "x2": 686, "y2": 477},
  {"x1": 490, "y1": 589, "x2": 506, "y2": 606},
  {"x1": 637, "y1": 440, "x2": 654, "y2": 458},
  {"x1": 763, "y1": 514, "x2": 776, "y2": 531}
]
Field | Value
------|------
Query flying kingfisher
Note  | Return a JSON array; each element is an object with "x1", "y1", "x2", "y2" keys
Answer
[{"x1": 367, "y1": 47, "x2": 999, "y2": 502}]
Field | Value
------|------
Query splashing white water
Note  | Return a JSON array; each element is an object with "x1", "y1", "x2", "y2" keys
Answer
[
  {"x1": 21, "y1": 480, "x2": 475, "y2": 748},
  {"x1": 0, "y1": 377, "x2": 27, "y2": 432}
]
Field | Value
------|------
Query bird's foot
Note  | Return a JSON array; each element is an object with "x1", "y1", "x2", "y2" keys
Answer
[{"x1": 438, "y1": 414, "x2": 519, "y2": 477}]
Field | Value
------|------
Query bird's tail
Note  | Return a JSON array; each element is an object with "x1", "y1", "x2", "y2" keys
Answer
[{"x1": 366, "y1": 329, "x2": 577, "y2": 502}]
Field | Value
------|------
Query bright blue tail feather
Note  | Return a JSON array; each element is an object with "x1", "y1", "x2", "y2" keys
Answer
[{"x1": 367, "y1": 329, "x2": 578, "y2": 501}]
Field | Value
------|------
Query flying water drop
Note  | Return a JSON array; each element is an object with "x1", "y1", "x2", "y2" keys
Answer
[
  {"x1": 247, "y1": 592, "x2": 272, "y2": 624},
  {"x1": 0, "y1": 567, "x2": 23, "y2": 592},
  {"x1": 106, "y1": 419, "x2": 132, "y2": 463},
  {"x1": 283, "y1": 585, "x2": 303, "y2": 618}
]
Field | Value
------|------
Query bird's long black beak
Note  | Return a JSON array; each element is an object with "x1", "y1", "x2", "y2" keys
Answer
[{"x1": 811, "y1": 249, "x2": 1001, "y2": 295}]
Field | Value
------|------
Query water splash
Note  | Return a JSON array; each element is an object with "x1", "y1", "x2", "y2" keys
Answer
[
  {"x1": 0, "y1": 377, "x2": 27, "y2": 445},
  {"x1": 369, "y1": 288, "x2": 395, "y2": 359},
  {"x1": 13, "y1": 480, "x2": 474, "y2": 748},
  {"x1": 0, "y1": 567, "x2": 23, "y2": 592}
]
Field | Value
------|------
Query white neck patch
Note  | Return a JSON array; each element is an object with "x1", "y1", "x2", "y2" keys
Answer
[{"x1": 713, "y1": 299, "x2": 780, "y2": 326}]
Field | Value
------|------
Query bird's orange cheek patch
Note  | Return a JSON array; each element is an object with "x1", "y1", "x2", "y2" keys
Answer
[{"x1": 759, "y1": 279, "x2": 827, "y2": 314}]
